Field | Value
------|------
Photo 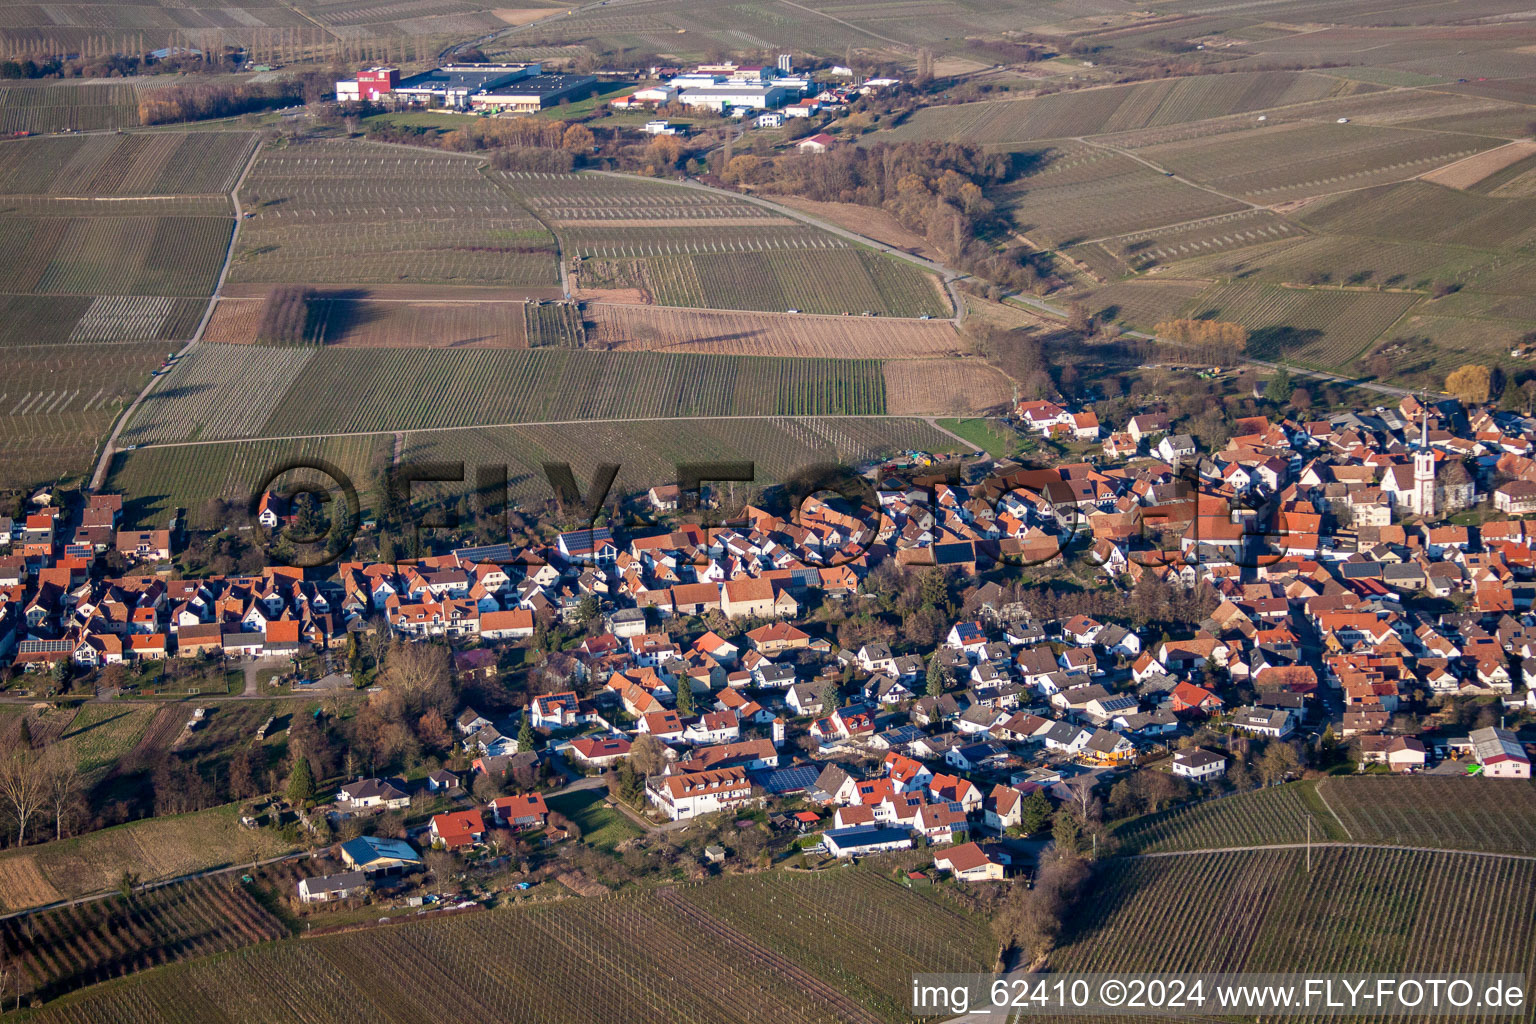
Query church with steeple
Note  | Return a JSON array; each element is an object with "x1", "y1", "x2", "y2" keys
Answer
[{"x1": 1385, "y1": 399, "x2": 1475, "y2": 518}]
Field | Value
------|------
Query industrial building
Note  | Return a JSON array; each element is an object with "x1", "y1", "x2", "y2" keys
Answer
[{"x1": 334, "y1": 63, "x2": 596, "y2": 112}]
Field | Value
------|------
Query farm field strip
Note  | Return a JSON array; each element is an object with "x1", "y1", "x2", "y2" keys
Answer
[
  {"x1": 584, "y1": 304, "x2": 965, "y2": 357},
  {"x1": 882, "y1": 359, "x2": 1013, "y2": 416},
  {"x1": 1111, "y1": 783, "x2": 1338, "y2": 854},
  {"x1": 0, "y1": 209, "x2": 234, "y2": 297},
  {"x1": 0, "y1": 82, "x2": 141, "y2": 134},
  {"x1": 120, "y1": 346, "x2": 894, "y2": 444},
  {"x1": 1138, "y1": 122, "x2": 1500, "y2": 203},
  {"x1": 232, "y1": 140, "x2": 556, "y2": 287},
  {"x1": 1316, "y1": 777, "x2": 1536, "y2": 855},
  {"x1": 0, "y1": 132, "x2": 257, "y2": 198}
]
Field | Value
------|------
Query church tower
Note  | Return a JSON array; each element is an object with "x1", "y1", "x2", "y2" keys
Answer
[{"x1": 1414, "y1": 405, "x2": 1436, "y2": 518}]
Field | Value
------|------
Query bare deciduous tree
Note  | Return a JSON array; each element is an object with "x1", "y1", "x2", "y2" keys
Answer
[{"x1": 0, "y1": 744, "x2": 47, "y2": 847}]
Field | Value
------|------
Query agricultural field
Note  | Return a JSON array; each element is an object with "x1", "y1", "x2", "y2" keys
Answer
[
  {"x1": 230, "y1": 140, "x2": 558, "y2": 289},
  {"x1": 32, "y1": 867, "x2": 991, "y2": 1024},
  {"x1": 1110, "y1": 782, "x2": 1341, "y2": 854},
  {"x1": 1316, "y1": 777, "x2": 1536, "y2": 855},
  {"x1": 1164, "y1": 233, "x2": 1501, "y2": 293},
  {"x1": 0, "y1": 343, "x2": 168, "y2": 489},
  {"x1": 108, "y1": 433, "x2": 393, "y2": 529},
  {"x1": 204, "y1": 296, "x2": 532, "y2": 348},
  {"x1": 0, "y1": 81, "x2": 142, "y2": 134},
  {"x1": 934, "y1": 417, "x2": 1020, "y2": 459},
  {"x1": 1135, "y1": 122, "x2": 1499, "y2": 204},
  {"x1": 0, "y1": 803, "x2": 294, "y2": 913},
  {"x1": 877, "y1": 71, "x2": 1369, "y2": 146},
  {"x1": 1074, "y1": 279, "x2": 1209, "y2": 330},
  {"x1": 0, "y1": 132, "x2": 257, "y2": 197},
  {"x1": 505, "y1": 171, "x2": 948, "y2": 317},
  {"x1": 584, "y1": 304, "x2": 966, "y2": 357},
  {"x1": 579, "y1": 250, "x2": 948, "y2": 318},
  {"x1": 118, "y1": 344, "x2": 317, "y2": 445},
  {"x1": 1363, "y1": 315, "x2": 1530, "y2": 388},
  {"x1": 1054, "y1": 847, "x2": 1535, "y2": 989},
  {"x1": 0, "y1": 876, "x2": 287, "y2": 1004},
  {"x1": 1189, "y1": 280, "x2": 1422, "y2": 367},
  {"x1": 123, "y1": 346, "x2": 892, "y2": 443},
  {"x1": 56, "y1": 705, "x2": 158, "y2": 779},
  {"x1": 995, "y1": 144, "x2": 1246, "y2": 248},
  {"x1": 1079, "y1": 208, "x2": 1305, "y2": 276},
  {"x1": 0, "y1": 205, "x2": 234, "y2": 297},
  {"x1": 882, "y1": 359, "x2": 1013, "y2": 416},
  {"x1": 1299, "y1": 180, "x2": 1536, "y2": 250}
]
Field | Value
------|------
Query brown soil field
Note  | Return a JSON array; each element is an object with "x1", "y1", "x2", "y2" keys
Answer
[
  {"x1": 314, "y1": 299, "x2": 530, "y2": 348},
  {"x1": 577, "y1": 286, "x2": 650, "y2": 304},
  {"x1": 1420, "y1": 140, "x2": 1536, "y2": 189},
  {"x1": 552, "y1": 217, "x2": 799, "y2": 228},
  {"x1": 494, "y1": 7, "x2": 559, "y2": 25},
  {"x1": 202, "y1": 298, "x2": 261, "y2": 343},
  {"x1": 219, "y1": 283, "x2": 564, "y2": 301},
  {"x1": 0, "y1": 857, "x2": 60, "y2": 911},
  {"x1": 773, "y1": 196, "x2": 944, "y2": 262},
  {"x1": 205, "y1": 298, "x2": 531, "y2": 347},
  {"x1": 584, "y1": 303, "x2": 967, "y2": 357},
  {"x1": 883, "y1": 358, "x2": 1014, "y2": 415}
]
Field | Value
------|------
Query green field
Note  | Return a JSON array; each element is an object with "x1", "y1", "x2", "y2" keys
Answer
[
  {"x1": 545, "y1": 789, "x2": 642, "y2": 852},
  {"x1": 935, "y1": 417, "x2": 1021, "y2": 458},
  {"x1": 31, "y1": 868, "x2": 993, "y2": 1024}
]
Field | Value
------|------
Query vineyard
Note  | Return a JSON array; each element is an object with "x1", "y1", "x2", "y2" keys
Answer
[
  {"x1": 584, "y1": 304, "x2": 965, "y2": 357},
  {"x1": 123, "y1": 346, "x2": 892, "y2": 443},
  {"x1": 996, "y1": 144, "x2": 1245, "y2": 248},
  {"x1": 231, "y1": 140, "x2": 557, "y2": 288},
  {"x1": 1075, "y1": 279, "x2": 1208, "y2": 330},
  {"x1": 882, "y1": 359, "x2": 1013, "y2": 416},
  {"x1": 1315, "y1": 777, "x2": 1536, "y2": 855},
  {"x1": 0, "y1": 877, "x2": 286, "y2": 1004},
  {"x1": 0, "y1": 342, "x2": 167, "y2": 489},
  {"x1": 0, "y1": 82, "x2": 141, "y2": 134},
  {"x1": 525, "y1": 300, "x2": 584, "y2": 347},
  {"x1": 1110, "y1": 782, "x2": 1341, "y2": 854},
  {"x1": 1085, "y1": 207, "x2": 1304, "y2": 274},
  {"x1": 580, "y1": 250, "x2": 948, "y2": 318},
  {"x1": 1054, "y1": 847, "x2": 1536, "y2": 1003},
  {"x1": 0, "y1": 132, "x2": 257, "y2": 197},
  {"x1": 1136, "y1": 122, "x2": 1498, "y2": 204},
  {"x1": 0, "y1": 803, "x2": 293, "y2": 913},
  {"x1": 31, "y1": 868, "x2": 992, "y2": 1024},
  {"x1": 1188, "y1": 280, "x2": 1422, "y2": 367},
  {"x1": 1299, "y1": 180, "x2": 1536, "y2": 250},
  {"x1": 0, "y1": 206, "x2": 234, "y2": 296},
  {"x1": 877, "y1": 71, "x2": 1362, "y2": 146},
  {"x1": 109, "y1": 433, "x2": 393, "y2": 529}
]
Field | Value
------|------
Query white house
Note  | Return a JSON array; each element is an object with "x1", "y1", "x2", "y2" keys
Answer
[{"x1": 1170, "y1": 748, "x2": 1226, "y2": 782}]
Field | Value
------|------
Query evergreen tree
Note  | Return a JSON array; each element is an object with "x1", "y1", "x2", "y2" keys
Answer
[
  {"x1": 818, "y1": 679, "x2": 843, "y2": 712},
  {"x1": 286, "y1": 751, "x2": 314, "y2": 806},
  {"x1": 676, "y1": 680, "x2": 695, "y2": 717},
  {"x1": 926, "y1": 656, "x2": 947, "y2": 698},
  {"x1": 517, "y1": 713, "x2": 535, "y2": 753},
  {"x1": 1264, "y1": 368, "x2": 1294, "y2": 405},
  {"x1": 1018, "y1": 790, "x2": 1053, "y2": 835}
]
